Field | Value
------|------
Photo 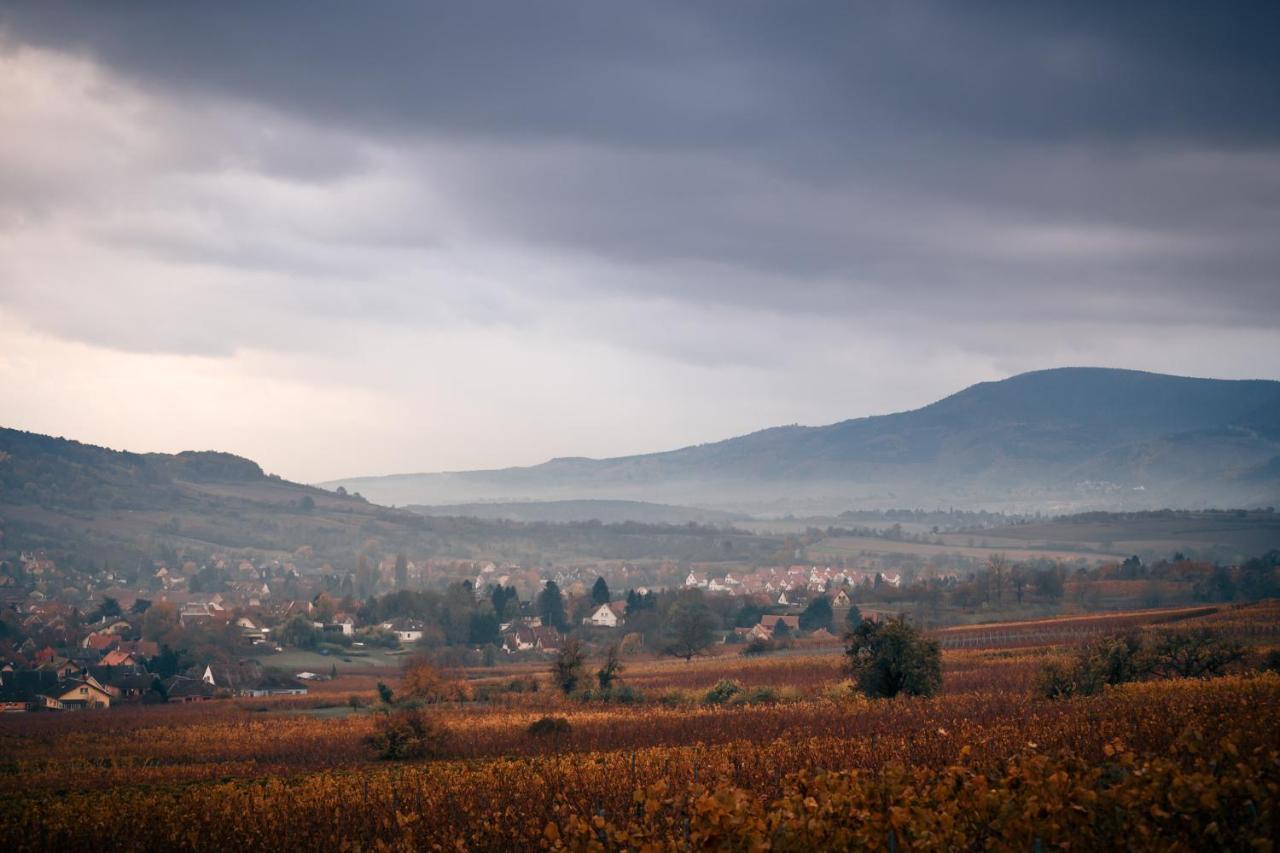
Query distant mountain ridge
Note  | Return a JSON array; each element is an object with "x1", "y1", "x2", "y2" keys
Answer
[{"x1": 323, "y1": 368, "x2": 1280, "y2": 513}]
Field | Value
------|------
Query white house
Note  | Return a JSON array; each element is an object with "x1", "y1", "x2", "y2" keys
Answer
[
  {"x1": 381, "y1": 619, "x2": 426, "y2": 643},
  {"x1": 583, "y1": 602, "x2": 626, "y2": 628}
]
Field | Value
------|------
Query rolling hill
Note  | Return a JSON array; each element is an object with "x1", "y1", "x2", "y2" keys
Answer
[
  {"x1": 323, "y1": 368, "x2": 1280, "y2": 513},
  {"x1": 0, "y1": 428, "x2": 770, "y2": 568}
]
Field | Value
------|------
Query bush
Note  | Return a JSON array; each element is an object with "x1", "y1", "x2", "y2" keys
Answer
[
  {"x1": 1035, "y1": 659, "x2": 1080, "y2": 699},
  {"x1": 1262, "y1": 649, "x2": 1280, "y2": 673},
  {"x1": 1148, "y1": 629, "x2": 1245, "y2": 679},
  {"x1": 703, "y1": 679, "x2": 743, "y2": 706},
  {"x1": 365, "y1": 709, "x2": 452, "y2": 760},
  {"x1": 1039, "y1": 629, "x2": 1246, "y2": 699},
  {"x1": 578, "y1": 684, "x2": 643, "y2": 704},
  {"x1": 820, "y1": 679, "x2": 869, "y2": 705},
  {"x1": 526, "y1": 715, "x2": 572, "y2": 739},
  {"x1": 400, "y1": 658, "x2": 474, "y2": 703},
  {"x1": 844, "y1": 616, "x2": 942, "y2": 698},
  {"x1": 727, "y1": 686, "x2": 779, "y2": 706}
]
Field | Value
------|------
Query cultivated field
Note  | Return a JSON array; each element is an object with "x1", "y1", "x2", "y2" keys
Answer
[
  {"x1": 1, "y1": 603, "x2": 1277, "y2": 851},
  {"x1": 809, "y1": 534, "x2": 1121, "y2": 564}
]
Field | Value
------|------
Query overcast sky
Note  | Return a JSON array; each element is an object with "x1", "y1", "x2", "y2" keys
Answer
[{"x1": 2, "y1": 2, "x2": 1278, "y2": 483}]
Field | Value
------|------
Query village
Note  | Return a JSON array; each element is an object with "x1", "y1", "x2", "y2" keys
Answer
[{"x1": 0, "y1": 549, "x2": 910, "y2": 713}]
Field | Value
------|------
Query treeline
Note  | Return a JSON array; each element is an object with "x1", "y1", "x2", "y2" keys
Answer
[{"x1": 852, "y1": 550, "x2": 1280, "y2": 614}]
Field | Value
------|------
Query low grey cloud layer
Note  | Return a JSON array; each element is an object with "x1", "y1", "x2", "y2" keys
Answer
[{"x1": 1, "y1": 2, "x2": 1278, "y2": 482}]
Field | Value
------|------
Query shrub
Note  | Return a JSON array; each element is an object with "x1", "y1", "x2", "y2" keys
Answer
[
  {"x1": 578, "y1": 685, "x2": 642, "y2": 704},
  {"x1": 526, "y1": 715, "x2": 572, "y2": 739},
  {"x1": 844, "y1": 616, "x2": 942, "y2": 698},
  {"x1": 400, "y1": 658, "x2": 474, "y2": 703},
  {"x1": 365, "y1": 709, "x2": 452, "y2": 760},
  {"x1": 1037, "y1": 633, "x2": 1147, "y2": 699},
  {"x1": 703, "y1": 679, "x2": 743, "y2": 706},
  {"x1": 1148, "y1": 629, "x2": 1245, "y2": 679},
  {"x1": 1262, "y1": 649, "x2": 1280, "y2": 673},
  {"x1": 727, "y1": 686, "x2": 779, "y2": 706},
  {"x1": 1075, "y1": 631, "x2": 1149, "y2": 694},
  {"x1": 1039, "y1": 630, "x2": 1247, "y2": 700},
  {"x1": 1035, "y1": 659, "x2": 1080, "y2": 699},
  {"x1": 820, "y1": 679, "x2": 868, "y2": 705}
]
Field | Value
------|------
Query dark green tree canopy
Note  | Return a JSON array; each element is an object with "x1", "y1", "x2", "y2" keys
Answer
[
  {"x1": 538, "y1": 581, "x2": 567, "y2": 631},
  {"x1": 591, "y1": 576, "x2": 611, "y2": 606},
  {"x1": 799, "y1": 596, "x2": 833, "y2": 632},
  {"x1": 663, "y1": 600, "x2": 719, "y2": 661},
  {"x1": 844, "y1": 616, "x2": 942, "y2": 699}
]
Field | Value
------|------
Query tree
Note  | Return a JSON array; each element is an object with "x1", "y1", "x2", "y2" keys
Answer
[
  {"x1": 467, "y1": 604, "x2": 501, "y2": 647},
  {"x1": 279, "y1": 613, "x2": 320, "y2": 649},
  {"x1": 1238, "y1": 551, "x2": 1279, "y2": 601},
  {"x1": 734, "y1": 602, "x2": 764, "y2": 628},
  {"x1": 152, "y1": 644, "x2": 181, "y2": 678},
  {"x1": 1039, "y1": 631, "x2": 1149, "y2": 698},
  {"x1": 300, "y1": 495, "x2": 316, "y2": 512},
  {"x1": 552, "y1": 639, "x2": 586, "y2": 694},
  {"x1": 844, "y1": 616, "x2": 942, "y2": 699},
  {"x1": 1010, "y1": 566, "x2": 1028, "y2": 604},
  {"x1": 663, "y1": 600, "x2": 719, "y2": 661},
  {"x1": 401, "y1": 656, "x2": 473, "y2": 703},
  {"x1": 313, "y1": 593, "x2": 337, "y2": 623},
  {"x1": 591, "y1": 576, "x2": 611, "y2": 606},
  {"x1": 491, "y1": 585, "x2": 519, "y2": 620},
  {"x1": 96, "y1": 596, "x2": 122, "y2": 620},
  {"x1": 1148, "y1": 629, "x2": 1244, "y2": 679},
  {"x1": 366, "y1": 709, "x2": 451, "y2": 760},
  {"x1": 394, "y1": 553, "x2": 409, "y2": 590},
  {"x1": 141, "y1": 601, "x2": 179, "y2": 643},
  {"x1": 799, "y1": 596, "x2": 833, "y2": 632},
  {"x1": 596, "y1": 643, "x2": 623, "y2": 690},
  {"x1": 845, "y1": 604, "x2": 863, "y2": 631},
  {"x1": 538, "y1": 581, "x2": 567, "y2": 631},
  {"x1": 1034, "y1": 565, "x2": 1065, "y2": 601},
  {"x1": 986, "y1": 555, "x2": 1010, "y2": 604},
  {"x1": 626, "y1": 589, "x2": 657, "y2": 612},
  {"x1": 356, "y1": 555, "x2": 378, "y2": 599}
]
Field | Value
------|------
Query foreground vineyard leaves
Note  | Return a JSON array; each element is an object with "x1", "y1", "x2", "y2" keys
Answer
[{"x1": 1, "y1": 673, "x2": 1277, "y2": 851}]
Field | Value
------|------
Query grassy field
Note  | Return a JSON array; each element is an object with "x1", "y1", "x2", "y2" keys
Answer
[{"x1": 253, "y1": 646, "x2": 407, "y2": 672}]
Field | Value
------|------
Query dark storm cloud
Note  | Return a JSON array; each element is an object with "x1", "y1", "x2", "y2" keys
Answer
[
  {"x1": 3, "y1": 0, "x2": 1280, "y2": 341},
  {"x1": 7, "y1": 2, "x2": 1280, "y2": 149}
]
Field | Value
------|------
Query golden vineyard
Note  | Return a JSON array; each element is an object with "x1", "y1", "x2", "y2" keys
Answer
[{"x1": 2, "y1": 603, "x2": 1278, "y2": 851}]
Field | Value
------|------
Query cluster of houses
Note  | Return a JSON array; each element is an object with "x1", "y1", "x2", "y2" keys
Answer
[
  {"x1": 684, "y1": 565, "x2": 903, "y2": 603},
  {"x1": 0, "y1": 647, "x2": 312, "y2": 712},
  {"x1": 498, "y1": 617, "x2": 564, "y2": 654}
]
